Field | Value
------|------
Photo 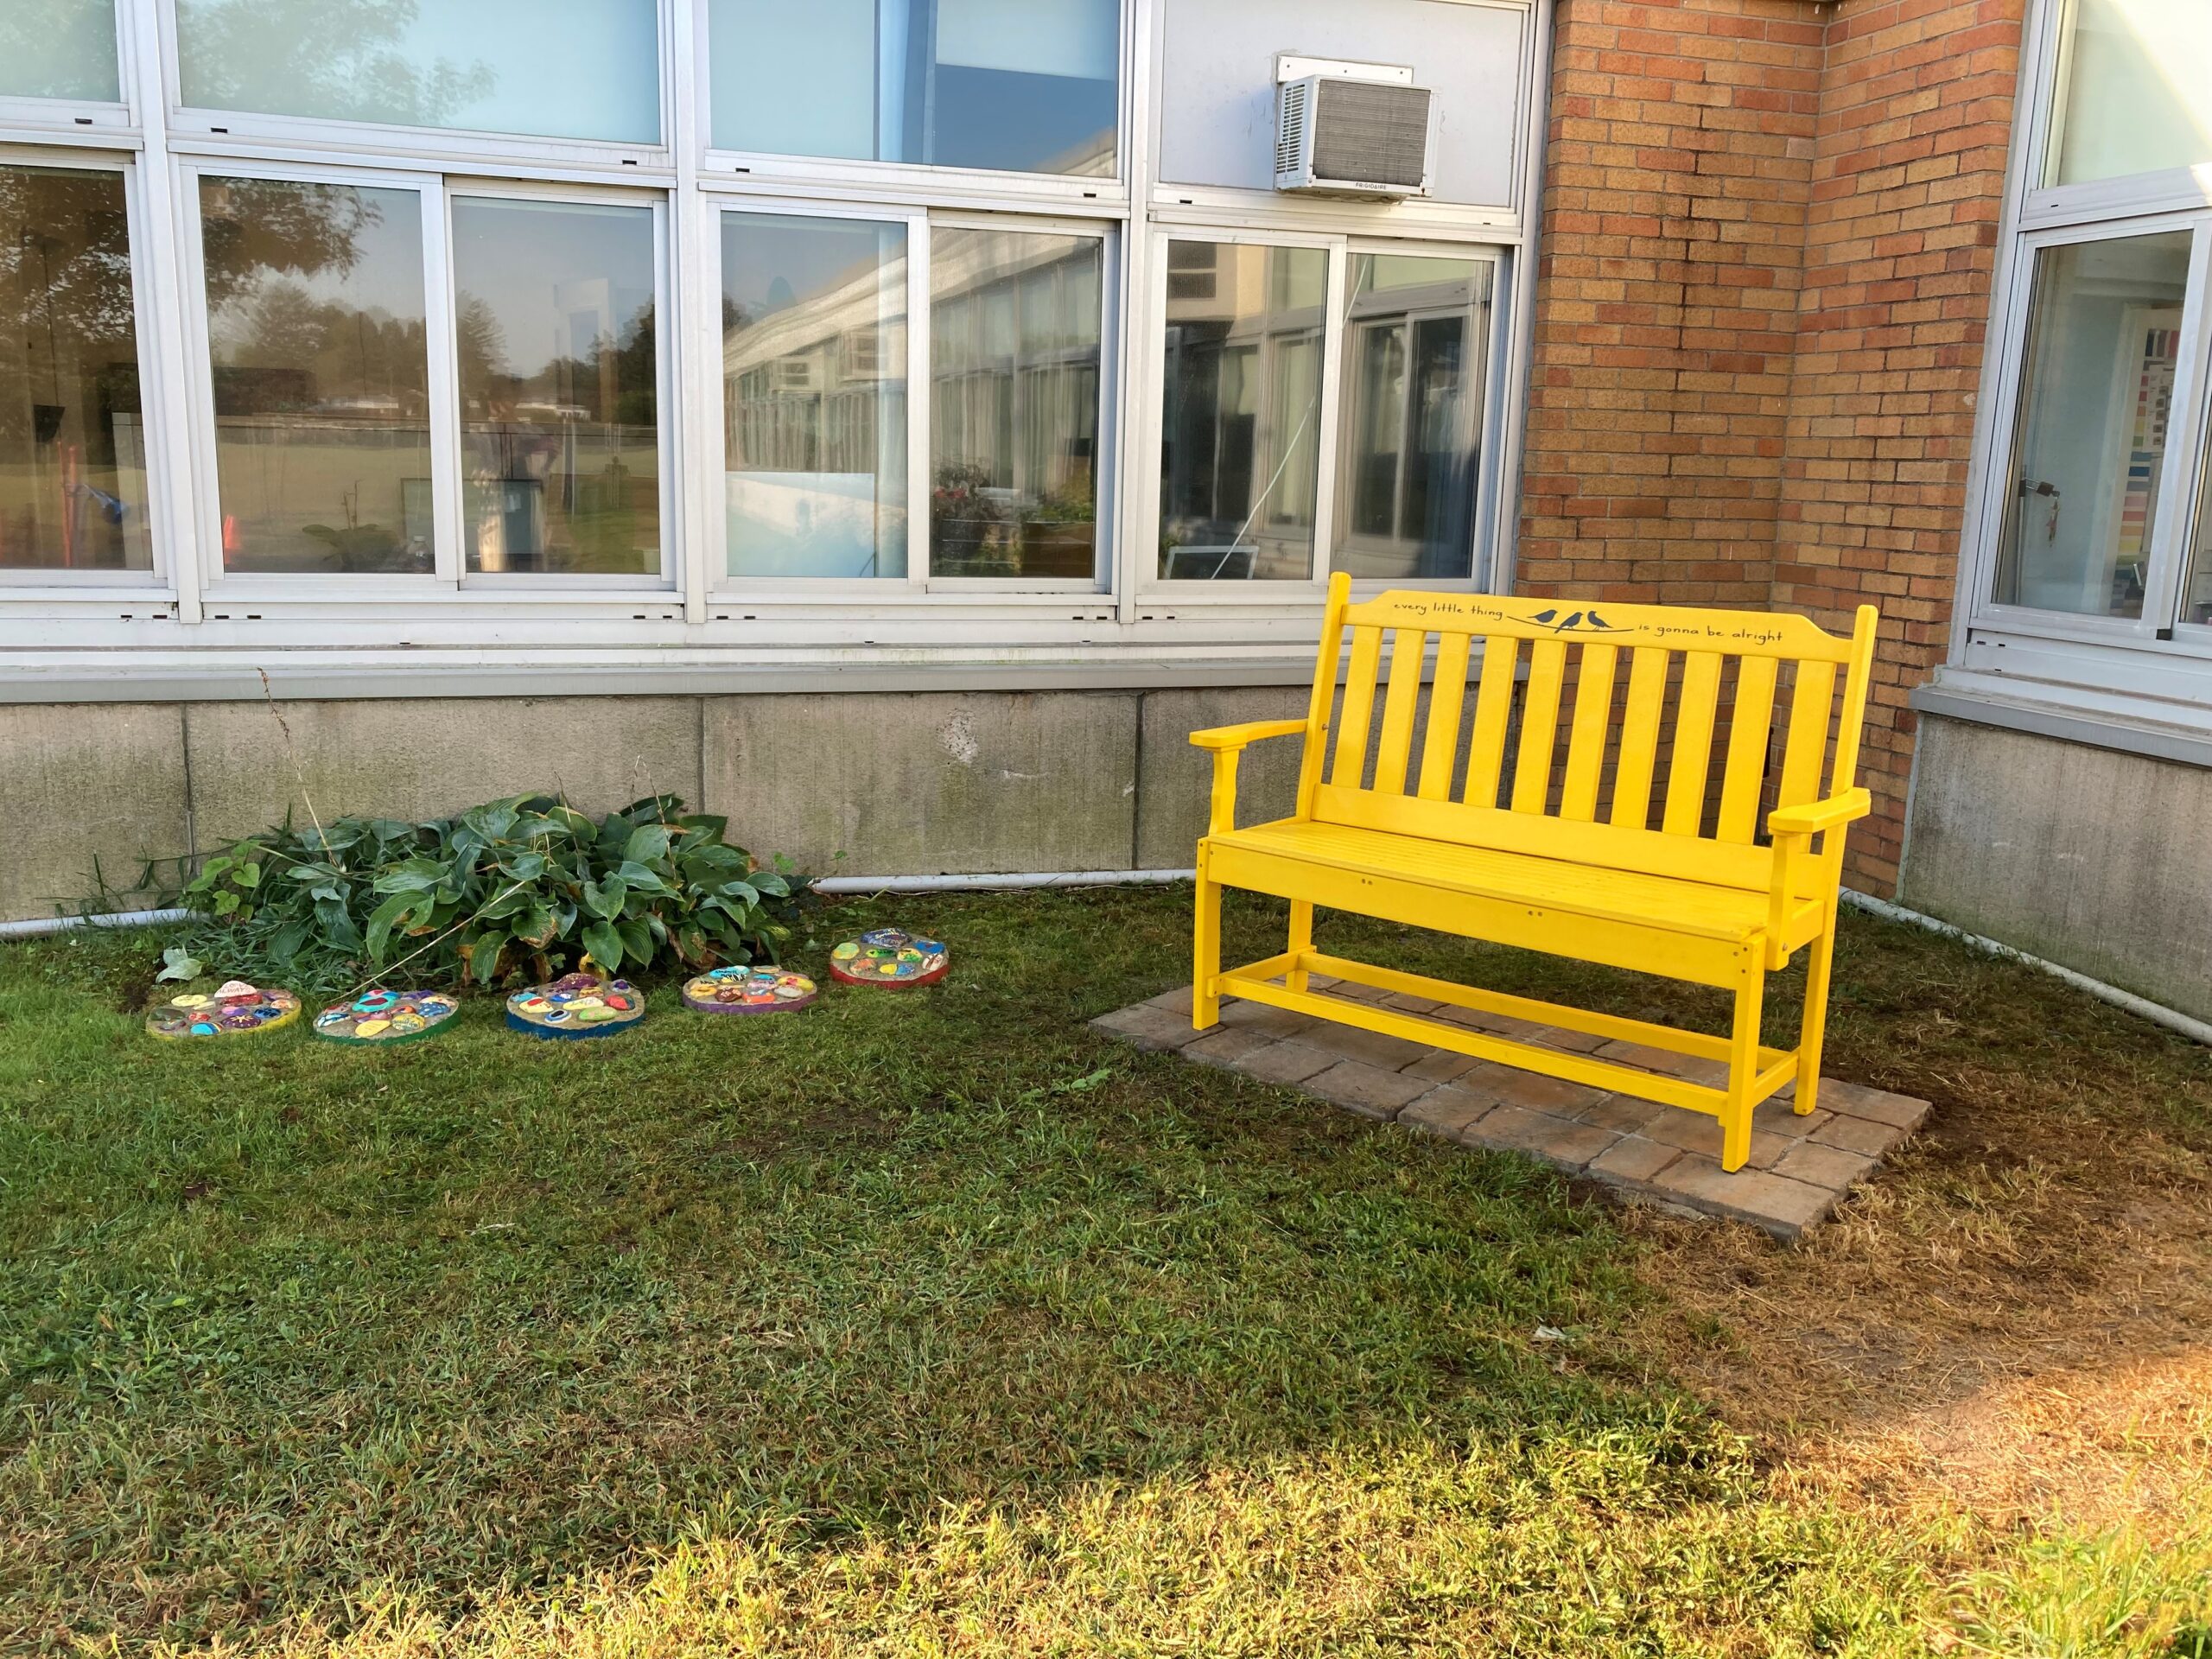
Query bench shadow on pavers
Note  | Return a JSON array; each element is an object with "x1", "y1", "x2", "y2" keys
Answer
[{"x1": 1092, "y1": 976, "x2": 1930, "y2": 1243}]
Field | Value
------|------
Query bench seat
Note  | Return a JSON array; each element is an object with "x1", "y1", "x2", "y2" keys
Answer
[{"x1": 1211, "y1": 817, "x2": 1829, "y2": 949}]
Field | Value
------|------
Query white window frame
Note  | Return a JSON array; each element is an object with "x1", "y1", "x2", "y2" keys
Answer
[
  {"x1": 1134, "y1": 227, "x2": 1511, "y2": 603},
  {"x1": 155, "y1": 0, "x2": 677, "y2": 174},
  {"x1": 694, "y1": 0, "x2": 1135, "y2": 213},
  {"x1": 0, "y1": 0, "x2": 137, "y2": 138},
  {"x1": 1949, "y1": 0, "x2": 2212, "y2": 729},
  {"x1": 0, "y1": 0, "x2": 1556, "y2": 672},
  {"x1": 0, "y1": 146, "x2": 181, "y2": 595}
]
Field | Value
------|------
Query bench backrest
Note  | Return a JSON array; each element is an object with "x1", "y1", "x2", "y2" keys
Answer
[{"x1": 1294, "y1": 576, "x2": 1879, "y2": 894}]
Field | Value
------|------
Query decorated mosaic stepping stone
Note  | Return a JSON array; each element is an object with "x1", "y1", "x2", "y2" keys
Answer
[
  {"x1": 682, "y1": 964, "x2": 819, "y2": 1014},
  {"x1": 146, "y1": 979, "x2": 302, "y2": 1041},
  {"x1": 828, "y1": 928, "x2": 948, "y2": 988},
  {"x1": 313, "y1": 988, "x2": 460, "y2": 1046},
  {"x1": 505, "y1": 970, "x2": 645, "y2": 1039}
]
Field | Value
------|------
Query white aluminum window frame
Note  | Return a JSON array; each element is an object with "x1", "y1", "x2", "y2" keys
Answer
[
  {"x1": 703, "y1": 197, "x2": 1121, "y2": 601},
  {"x1": 694, "y1": 0, "x2": 1135, "y2": 213},
  {"x1": 0, "y1": 0, "x2": 137, "y2": 138},
  {"x1": 0, "y1": 145, "x2": 184, "y2": 597},
  {"x1": 1133, "y1": 227, "x2": 1511, "y2": 604},
  {"x1": 1951, "y1": 0, "x2": 2212, "y2": 726},
  {"x1": 156, "y1": 0, "x2": 678, "y2": 173}
]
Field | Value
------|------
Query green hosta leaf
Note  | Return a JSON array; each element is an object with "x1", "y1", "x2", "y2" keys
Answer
[
  {"x1": 752, "y1": 871, "x2": 792, "y2": 898},
  {"x1": 515, "y1": 904, "x2": 559, "y2": 950},
  {"x1": 621, "y1": 824, "x2": 673, "y2": 865},
  {"x1": 497, "y1": 850, "x2": 549, "y2": 882},
  {"x1": 365, "y1": 889, "x2": 420, "y2": 963},
  {"x1": 156, "y1": 946, "x2": 201, "y2": 982},
  {"x1": 270, "y1": 919, "x2": 311, "y2": 964},
  {"x1": 580, "y1": 919, "x2": 624, "y2": 973},
  {"x1": 582, "y1": 877, "x2": 627, "y2": 920},
  {"x1": 615, "y1": 918, "x2": 652, "y2": 966},
  {"x1": 478, "y1": 886, "x2": 534, "y2": 921},
  {"x1": 615, "y1": 860, "x2": 669, "y2": 893},
  {"x1": 315, "y1": 896, "x2": 362, "y2": 953}
]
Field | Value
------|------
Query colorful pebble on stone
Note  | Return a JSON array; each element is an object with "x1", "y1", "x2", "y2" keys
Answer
[
  {"x1": 681, "y1": 963, "x2": 820, "y2": 1014},
  {"x1": 314, "y1": 988, "x2": 460, "y2": 1046},
  {"x1": 827, "y1": 928, "x2": 949, "y2": 989},
  {"x1": 505, "y1": 969, "x2": 646, "y2": 1039},
  {"x1": 146, "y1": 982, "x2": 302, "y2": 1041}
]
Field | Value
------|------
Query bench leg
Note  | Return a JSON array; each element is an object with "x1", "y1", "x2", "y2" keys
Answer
[
  {"x1": 1286, "y1": 899, "x2": 1315, "y2": 993},
  {"x1": 1723, "y1": 961, "x2": 1764, "y2": 1173},
  {"x1": 1794, "y1": 903, "x2": 1840, "y2": 1116},
  {"x1": 1193, "y1": 854, "x2": 1223, "y2": 1030}
]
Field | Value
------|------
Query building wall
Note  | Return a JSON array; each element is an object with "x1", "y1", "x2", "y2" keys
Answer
[
  {"x1": 1519, "y1": 0, "x2": 2024, "y2": 893},
  {"x1": 0, "y1": 688, "x2": 1311, "y2": 924},
  {"x1": 1902, "y1": 715, "x2": 2212, "y2": 1024}
]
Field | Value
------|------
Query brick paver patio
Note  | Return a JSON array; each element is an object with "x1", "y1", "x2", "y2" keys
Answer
[{"x1": 1093, "y1": 976, "x2": 1930, "y2": 1242}]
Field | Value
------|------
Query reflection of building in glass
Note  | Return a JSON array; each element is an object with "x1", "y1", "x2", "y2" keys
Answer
[
  {"x1": 1335, "y1": 256, "x2": 1491, "y2": 582},
  {"x1": 1160, "y1": 242, "x2": 1325, "y2": 581}
]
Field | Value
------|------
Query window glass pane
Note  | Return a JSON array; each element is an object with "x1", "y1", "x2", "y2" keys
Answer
[
  {"x1": 175, "y1": 0, "x2": 661, "y2": 144},
  {"x1": 931, "y1": 227, "x2": 1103, "y2": 579},
  {"x1": 200, "y1": 177, "x2": 432, "y2": 575},
  {"x1": 2054, "y1": 0, "x2": 2212, "y2": 186},
  {"x1": 454, "y1": 198, "x2": 661, "y2": 579},
  {"x1": 1158, "y1": 241, "x2": 1325, "y2": 581},
  {"x1": 0, "y1": 166, "x2": 147, "y2": 573},
  {"x1": 0, "y1": 0, "x2": 119, "y2": 102},
  {"x1": 1333, "y1": 252, "x2": 1490, "y2": 582},
  {"x1": 722, "y1": 213, "x2": 908, "y2": 580},
  {"x1": 710, "y1": 0, "x2": 1117, "y2": 177},
  {"x1": 1994, "y1": 233, "x2": 2190, "y2": 620}
]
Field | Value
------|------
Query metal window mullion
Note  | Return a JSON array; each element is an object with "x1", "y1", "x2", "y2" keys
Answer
[
  {"x1": 423, "y1": 181, "x2": 465, "y2": 588},
  {"x1": 1309, "y1": 238, "x2": 1348, "y2": 586},
  {"x1": 908, "y1": 213, "x2": 931, "y2": 590},
  {"x1": 2145, "y1": 219, "x2": 2212, "y2": 632},
  {"x1": 672, "y1": 0, "x2": 714, "y2": 619}
]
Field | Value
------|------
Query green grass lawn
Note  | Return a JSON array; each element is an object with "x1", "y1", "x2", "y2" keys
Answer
[{"x1": 2, "y1": 888, "x2": 2208, "y2": 1656}]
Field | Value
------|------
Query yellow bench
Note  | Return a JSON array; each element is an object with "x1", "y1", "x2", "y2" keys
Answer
[{"x1": 1190, "y1": 575, "x2": 1878, "y2": 1172}]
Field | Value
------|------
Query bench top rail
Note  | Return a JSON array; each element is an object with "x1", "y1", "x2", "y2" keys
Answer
[{"x1": 1291, "y1": 576, "x2": 1878, "y2": 894}]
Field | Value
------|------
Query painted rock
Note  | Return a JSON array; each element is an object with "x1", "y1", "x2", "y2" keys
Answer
[
  {"x1": 314, "y1": 987, "x2": 460, "y2": 1046},
  {"x1": 680, "y1": 964, "x2": 819, "y2": 1014},
  {"x1": 827, "y1": 928, "x2": 949, "y2": 989},
  {"x1": 146, "y1": 983, "x2": 302, "y2": 1041},
  {"x1": 505, "y1": 970, "x2": 645, "y2": 1039}
]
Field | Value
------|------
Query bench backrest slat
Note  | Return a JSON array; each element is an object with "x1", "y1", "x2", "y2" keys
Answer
[{"x1": 1302, "y1": 579, "x2": 1879, "y2": 893}]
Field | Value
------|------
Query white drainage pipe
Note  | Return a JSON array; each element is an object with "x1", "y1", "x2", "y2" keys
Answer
[
  {"x1": 1842, "y1": 888, "x2": 2212, "y2": 1048},
  {"x1": 0, "y1": 906, "x2": 190, "y2": 942},
  {"x1": 814, "y1": 868, "x2": 1195, "y2": 895}
]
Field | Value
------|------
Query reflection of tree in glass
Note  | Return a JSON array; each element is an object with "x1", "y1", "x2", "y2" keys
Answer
[
  {"x1": 0, "y1": 168, "x2": 138, "y2": 442},
  {"x1": 177, "y1": 0, "x2": 493, "y2": 130},
  {"x1": 200, "y1": 179, "x2": 385, "y2": 314}
]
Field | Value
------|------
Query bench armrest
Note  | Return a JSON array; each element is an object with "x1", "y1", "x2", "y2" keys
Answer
[
  {"x1": 1768, "y1": 788, "x2": 1872, "y2": 839},
  {"x1": 1190, "y1": 719, "x2": 1308, "y2": 753},
  {"x1": 1192, "y1": 720, "x2": 1308, "y2": 839}
]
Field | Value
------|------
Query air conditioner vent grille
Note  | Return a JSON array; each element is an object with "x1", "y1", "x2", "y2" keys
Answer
[
  {"x1": 1310, "y1": 79, "x2": 1432, "y2": 191},
  {"x1": 1274, "y1": 78, "x2": 1309, "y2": 176}
]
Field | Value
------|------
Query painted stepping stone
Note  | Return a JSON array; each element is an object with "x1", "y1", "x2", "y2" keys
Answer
[
  {"x1": 828, "y1": 928, "x2": 949, "y2": 989},
  {"x1": 505, "y1": 970, "x2": 645, "y2": 1039},
  {"x1": 682, "y1": 964, "x2": 818, "y2": 1015},
  {"x1": 314, "y1": 987, "x2": 460, "y2": 1046},
  {"x1": 146, "y1": 979, "x2": 302, "y2": 1041}
]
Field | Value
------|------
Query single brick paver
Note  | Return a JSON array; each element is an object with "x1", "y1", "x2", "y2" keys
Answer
[
  {"x1": 1305, "y1": 1059, "x2": 1432, "y2": 1119},
  {"x1": 1095, "y1": 986, "x2": 1931, "y2": 1241}
]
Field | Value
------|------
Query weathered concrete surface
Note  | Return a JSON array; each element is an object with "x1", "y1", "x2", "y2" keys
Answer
[
  {"x1": 1903, "y1": 715, "x2": 2212, "y2": 1024},
  {"x1": 183, "y1": 697, "x2": 706, "y2": 844},
  {"x1": 1135, "y1": 686, "x2": 1310, "y2": 868},
  {"x1": 704, "y1": 691, "x2": 1140, "y2": 874},
  {"x1": 0, "y1": 702, "x2": 190, "y2": 918}
]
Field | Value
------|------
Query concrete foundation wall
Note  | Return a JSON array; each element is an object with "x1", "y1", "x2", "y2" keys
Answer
[
  {"x1": 0, "y1": 688, "x2": 1313, "y2": 924},
  {"x1": 1901, "y1": 715, "x2": 2212, "y2": 1024}
]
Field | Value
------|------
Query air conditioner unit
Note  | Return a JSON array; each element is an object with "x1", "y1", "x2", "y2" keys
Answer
[{"x1": 1274, "y1": 72, "x2": 1433, "y2": 200}]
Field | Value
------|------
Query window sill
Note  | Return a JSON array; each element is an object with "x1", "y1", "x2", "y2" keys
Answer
[{"x1": 1913, "y1": 667, "x2": 2212, "y2": 772}]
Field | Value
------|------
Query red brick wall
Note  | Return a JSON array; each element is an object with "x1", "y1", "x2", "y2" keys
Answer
[
  {"x1": 1518, "y1": 0, "x2": 2024, "y2": 893},
  {"x1": 1768, "y1": 0, "x2": 2024, "y2": 892}
]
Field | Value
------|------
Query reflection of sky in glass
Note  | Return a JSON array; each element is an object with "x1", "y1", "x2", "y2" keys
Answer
[
  {"x1": 453, "y1": 198, "x2": 656, "y2": 385},
  {"x1": 177, "y1": 0, "x2": 660, "y2": 143},
  {"x1": 203, "y1": 181, "x2": 426, "y2": 357},
  {"x1": 722, "y1": 217, "x2": 898, "y2": 323},
  {"x1": 0, "y1": 0, "x2": 118, "y2": 101},
  {"x1": 2059, "y1": 0, "x2": 2212, "y2": 183}
]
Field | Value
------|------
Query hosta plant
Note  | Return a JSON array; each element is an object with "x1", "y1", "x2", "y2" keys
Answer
[{"x1": 176, "y1": 795, "x2": 807, "y2": 993}]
